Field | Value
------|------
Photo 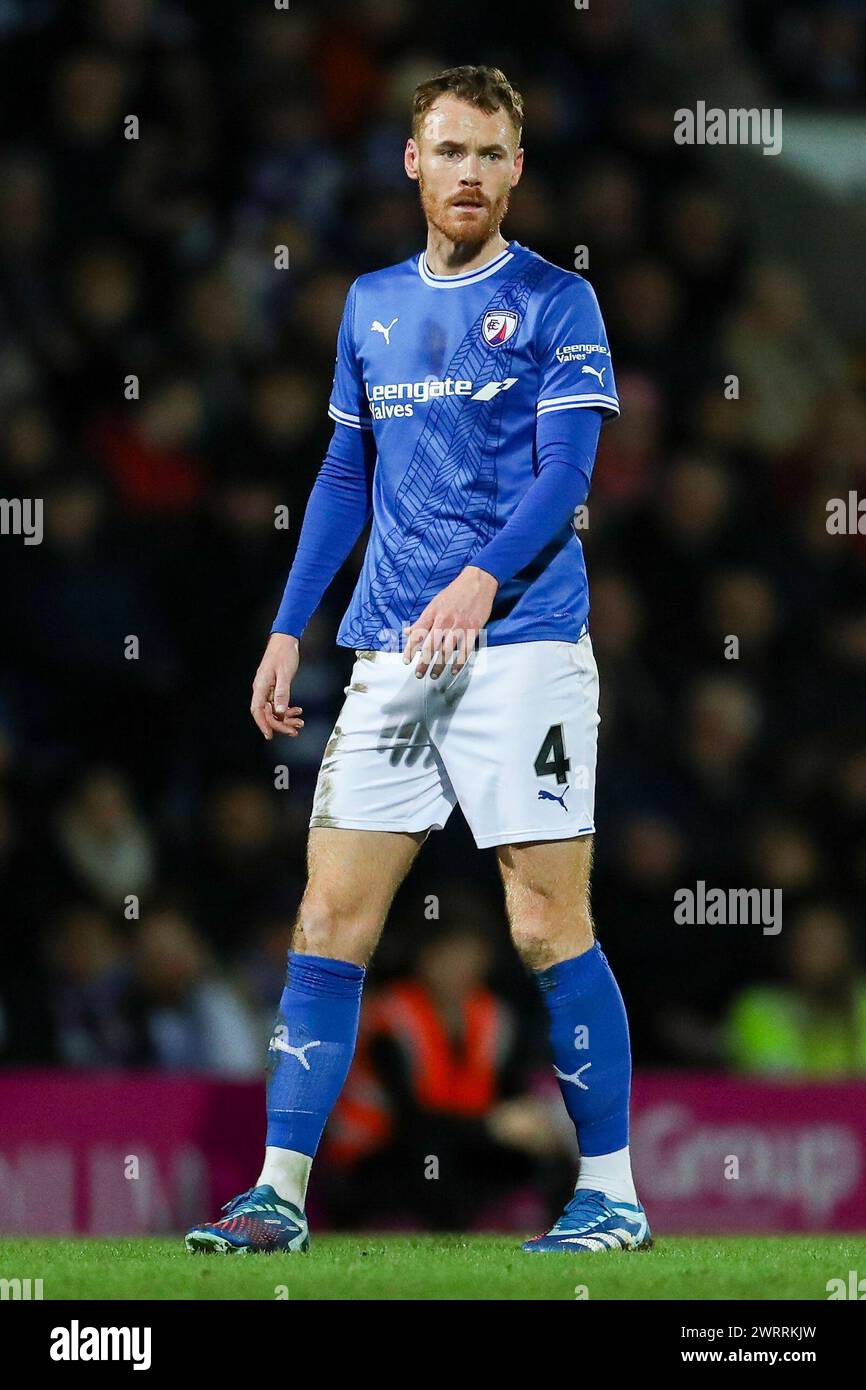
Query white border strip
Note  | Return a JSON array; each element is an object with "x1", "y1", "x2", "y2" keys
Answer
[
  {"x1": 537, "y1": 394, "x2": 620, "y2": 415},
  {"x1": 328, "y1": 403, "x2": 374, "y2": 429},
  {"x1": 417, "y1": 246, "x2": 514, "y2": 288}
]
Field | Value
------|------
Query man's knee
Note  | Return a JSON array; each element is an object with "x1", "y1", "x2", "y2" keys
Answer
[
  {"x1": 509, "y1": 899, "x2": 594, "y2": 971},
  {"x1": 291, "y1": 889, "x2": 381, "y2": 963}
]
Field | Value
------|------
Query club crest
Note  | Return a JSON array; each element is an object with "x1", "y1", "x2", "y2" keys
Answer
[{"x1": 481, "y1": 310, "x2": 519, "y2": 346}]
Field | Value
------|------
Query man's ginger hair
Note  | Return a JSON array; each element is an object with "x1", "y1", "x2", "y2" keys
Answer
[{"x1": 411, "y1": 65, "x2": 524, "y2": 145}]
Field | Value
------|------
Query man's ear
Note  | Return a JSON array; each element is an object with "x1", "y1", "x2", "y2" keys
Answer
[
  {"x1": 404, "y1": 138, "x2": 420, "y2": 182},
  {"x1": 511, "y1": 146, "x2": 524, "y2": 188}
]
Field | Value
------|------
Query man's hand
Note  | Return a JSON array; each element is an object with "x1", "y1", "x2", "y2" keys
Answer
[
  {"x1": 402, "y1": 565, "x2": 499, "y2": 677},
  {"x1": 251, "y1": 633, "x2": 304, "y2": 740}
]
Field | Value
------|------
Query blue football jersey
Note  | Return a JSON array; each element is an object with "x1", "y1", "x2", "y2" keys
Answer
[{"x1": 328, "y1": 239, "x2": 619, "y2": 649}]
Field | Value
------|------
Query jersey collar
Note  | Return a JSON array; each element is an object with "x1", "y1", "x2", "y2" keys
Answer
[{"x1": 417, "y1": 241, "x2": 518, "y2": 288}]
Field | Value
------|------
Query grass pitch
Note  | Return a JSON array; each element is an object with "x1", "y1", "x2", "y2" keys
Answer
[{"x1": 4, "y1": 1234, "x2": 865, "y2": 1300}]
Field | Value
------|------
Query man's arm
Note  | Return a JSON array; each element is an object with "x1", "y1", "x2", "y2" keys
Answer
[
  {"x1": 271, "y1": 425, "x2": 376, "y2": 640},
  {"x1": 470, "y1": 406, "x2": 602, "y2": 583},
  {"x1": 251, "y1": 275, "x2": 374, "y2": 741},
  {"x1": 250, "y1": 424, "x2": 375, "y2": 741},
  {"x1": 403, "y1": 407, "x2": 603, "y2": 677}
]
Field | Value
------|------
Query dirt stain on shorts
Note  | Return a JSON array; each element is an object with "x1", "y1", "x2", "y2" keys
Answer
[{"x1": 311, "y1": 723, "x2": 343, "y2": 826}]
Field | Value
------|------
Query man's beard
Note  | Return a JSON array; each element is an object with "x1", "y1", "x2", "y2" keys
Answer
[{"x1": 418, "y1": 175, "x2": 511, "y2": 257}]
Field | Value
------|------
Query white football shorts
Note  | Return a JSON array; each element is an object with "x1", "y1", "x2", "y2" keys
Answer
[{"x1": 309, "y1": 632, "x2": 600, "y2": 849}]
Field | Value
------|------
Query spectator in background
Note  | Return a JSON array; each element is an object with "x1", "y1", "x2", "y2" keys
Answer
[
  {"x1": 124, "y1": 906, "x2": 261, "y2": 1076},
  {"x1": 0, "y1": 396, "x2": 64, "y2": 495},
  {"x1": 588, "y1": 568, "x2": 665, "y2": 757},
  {"x1": 90, "y1": 373, "x2": 206, "y2": 517},
  {"x1": 233, "y1": 367, "x2": 323, "y2": 487},
  {"x1": 726, "y1": 904, "x2": 866, "y2": 1077},
  {"x1": 53, "y1": 767, "x2": 155, "y2": 913},
  {"x1": 0, "y1": 153, "x2": 69, "y2": 385},
  {"x1": 48, "y1": 50, "x2": 129, "y2": 241},
  {"x1": 46, "y1": 904, "x2": 131, "y2": 1067},
  {"x1": 325, "y1": 922, "x2": 573, "y2": 1232},
  {"x1": 723, "y1": 263, "x2": 848, "y2": 460},
  {"x1": 178, "y1": 777, "x2": 299, "y2": 953},
  {"x1": 744, "y1": 813, "x2": 823, "y2": 902},
  {"x1": 4, "y1": 480, "x2": 181, "y2": 784}
]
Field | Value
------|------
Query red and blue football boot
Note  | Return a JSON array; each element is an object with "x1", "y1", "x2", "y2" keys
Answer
[{"x1": 185, "y1": 1184, "x2": 309, "y2": 1255}]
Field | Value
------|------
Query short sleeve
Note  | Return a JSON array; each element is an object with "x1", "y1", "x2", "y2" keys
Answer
[
  {"x1": 535, "y1": 277, "x2": 619, "y2": 422},
  {"x1": 327, "y1": 280, "x2": 373, "y2": 432}
]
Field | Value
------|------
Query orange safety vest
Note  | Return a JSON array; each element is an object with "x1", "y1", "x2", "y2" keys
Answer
[{"x1": 325, "y1": 982, "x2": 503, "y2": 1165}]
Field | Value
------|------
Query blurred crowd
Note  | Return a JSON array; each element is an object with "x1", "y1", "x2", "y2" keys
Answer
[{"x1": 2, "y1": 0, "x2": 866, "y2": 1222}]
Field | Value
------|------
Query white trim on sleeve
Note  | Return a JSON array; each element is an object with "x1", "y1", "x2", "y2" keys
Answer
[
  {"x1": 536, "y1": 393, "x2": 620, "y2": 416},
  {"x1": 328, "y1": 403, "x2": 374, "y2": 430}
]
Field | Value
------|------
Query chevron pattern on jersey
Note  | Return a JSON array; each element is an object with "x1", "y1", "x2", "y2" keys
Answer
[{"x1": 343, "y1": 259, "x2": 548, "y2": 645}]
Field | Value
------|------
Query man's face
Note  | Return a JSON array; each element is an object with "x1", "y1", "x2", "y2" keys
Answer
[{"x1": 405, "y1": 94, "x2": 523, "y2": 248}]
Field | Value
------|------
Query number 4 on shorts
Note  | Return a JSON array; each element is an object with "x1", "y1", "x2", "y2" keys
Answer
[{"x1": 534, "y1": 723, "x2": 570, "y2": 785}]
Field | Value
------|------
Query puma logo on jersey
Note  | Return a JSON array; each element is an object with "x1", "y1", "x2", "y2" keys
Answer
[
  {"x1": 269, "y1": 1028, "x2": 322, "y2": 1070},
  {"x1": 371, "y1": 317, "x2": 398, "y2": 345},
  {"x1": 554, "y1": 1061, "x2": 591, "y2": 1088},
  {"x1": 581, "y1": 364, "x2": 606, "y2": 386},
  {"x1": 538, "y1": 786, "x2": 569, "y2": 810},
  {"x1": 470, "y1": 377, "x2": 519, "y2": 401}
]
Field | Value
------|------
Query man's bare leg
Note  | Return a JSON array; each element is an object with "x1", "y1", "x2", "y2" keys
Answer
[
  {"x1": 291, "y1": 826, "x2": 425, "y2": 964},
  {"x1": 497, "y1": 835, "x2": 640, "y2": 1216},
  {"x1": 256, "y1": 826, "x2": 424, "y2": 1206},
  {"x1": 497, "y1": 833, "x2": 595, "y2": 969}
]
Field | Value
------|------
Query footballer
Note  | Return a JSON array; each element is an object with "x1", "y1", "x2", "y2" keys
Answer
[{"x1": 185, "y1": 65, "x2": 651, "y2": 1255}]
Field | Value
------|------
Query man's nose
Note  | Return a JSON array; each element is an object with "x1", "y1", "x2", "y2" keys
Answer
[{"x1": 459, "y1": 156, "x2": 482, "y2": 182}]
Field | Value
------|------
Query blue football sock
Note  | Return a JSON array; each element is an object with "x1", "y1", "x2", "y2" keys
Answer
[
  {"x1": 534, "y1": 942, "x2": 631, "y2": 1157},
  {"x1": 265, "y1": 951, "x2": 365, "y2": 1158}
]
